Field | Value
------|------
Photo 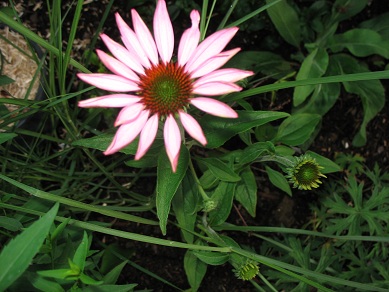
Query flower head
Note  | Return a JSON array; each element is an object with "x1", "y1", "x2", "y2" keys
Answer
[
  {"x1": 233, "y1": 260, "x2": 259, "y2": 281},
  {"x1": 78, "y1": 0, "x2": 253, "y2": 172},
  {"x1": 285, "y1": 154, "x2": 327, "y2": 190}
]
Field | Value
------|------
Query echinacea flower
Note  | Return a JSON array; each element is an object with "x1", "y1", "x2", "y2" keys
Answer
[
  {"x1": 78, "y1": 0, "x2": 253, "y2": 172},
  {"x1": 285, "y1": 155, "x2": 327, "y2": 190}
]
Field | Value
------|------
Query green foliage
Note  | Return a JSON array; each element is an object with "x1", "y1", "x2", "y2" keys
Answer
[
  {"x1": 0, "y1": 204, "x2": 58, "y2": 291},
  {"x1": 260, "y1": 0, "x2": 387, "y2": 147},
  {"x1": 1, "y1": 0, "x2": 388, "y2": 291}
]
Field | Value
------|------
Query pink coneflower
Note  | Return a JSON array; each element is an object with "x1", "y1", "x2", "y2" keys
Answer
[{"x1": 78, "y1": 0, "x2": 253, "y2": 172}]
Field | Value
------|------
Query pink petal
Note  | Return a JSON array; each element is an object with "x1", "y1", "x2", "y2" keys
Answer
[
  {"x1": 185, "y1": 27, "x2": 239, "y2": 74},
  {"x1": 154, "y1": 0, "x2": 174, "y2": 63},
  {"x1": 115, "y1": 13, "x2": 151, "y2": 69},
  {"x1": 104, "y1": 110, "x2": 150, "y2": 155},
  {"x1": 78, "y1": 73, "x2": 140, "y2": 92},
  {"x1": 100, "y1": 34, "x2": 144, "y2": 75},
  {"x1": 178, "y1": 111, "x2": 207, "y2": 145},
  {"x1": 135, "y1": 113, "x2": 159, "y2": 160},
  {"x1": 114, "y1": 103, "x2": 145, "y2": 126},
  {"x1": 193, "y1": 68, "x2": 253, "y2": 86},
  {"x1": 193, "y1": 81, "x2": 242, "y2": 96},
  {"x1": 164, "y1": 115, "x2": 181, "y2": 172},
  {"x1": 131, "y1": 9, "x2": 159, "y2": 65},
  {"x1": 178, "y1": 10, "x2": 200, "y2": 66},
  {"x1": 190, "y1": 97, "x2": 238, "y2": 118},
  {"x1": 78, "y1": 94, "x2": 142, "y2": 108},
  {"x1": 189, "y1": 48, "x2": 241, "y2": 79},
  {"x1": 96, "y1": 49, "x2": 140, "y2": 83}
]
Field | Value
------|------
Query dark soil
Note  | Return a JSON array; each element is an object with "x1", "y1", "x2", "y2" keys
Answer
[{"x1": 8, "y1": 0, "x2": 389, "y2": 291}]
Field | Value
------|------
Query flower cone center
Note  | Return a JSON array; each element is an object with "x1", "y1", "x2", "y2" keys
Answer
[
  {"x1": 296, "y1": 162, "x2": 319, "y2": 184},
  {"x1": 139, "y1": 62, "x2": 192, "y2": 116}
]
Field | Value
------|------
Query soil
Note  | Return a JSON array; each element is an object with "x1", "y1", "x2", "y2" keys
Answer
[{"x1": 5, "y1": 0, "x2": 388, "y2": 291}]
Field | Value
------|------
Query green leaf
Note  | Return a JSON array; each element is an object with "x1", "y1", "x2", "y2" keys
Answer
[
  {"x1": 198, "y1": 157, "x2": 240, "y2": 182},
  {"x1": 226, "y1": 51, "x2": 293, "y2": 79},
  {"x1": 100, "y1": 244, "x2": 133, "y2": 275},
  {"x1": 293, "y1": 47, "x2": 329, "y2": 106},
  {"x1": 0, "y1": 133, "x2": 17, "y2": 144},
  {"x1": 295, "y1": 57, "x2": 341, "y2": 116},
  {"x1": 156, "y1": 145, "x2": 189, "y2": 235},
  {"x1": 208, "y1": 181, "x2": 236, "y2": 226},
  {"x1": 0, "y1": 74, "x2": 15, "y2": 86},
  {"x1": 266, "y1": 166, "x2": 292, "y2": 196},
  {"x1": 239, "y1": 141, "x2": 276, "y2": 165},
  {"x1": 172, "y1": 172, "x2": 199, "y2": 244},
  {"x1": 79, "y1": 273, "x2": 104, "y2": 285},
  {"x1": 235, "y1": 167, "x2": 257, "y2": 217},
  {"x1": 0, "y1": 216, "x2": 23, "y2": 231},
  {"x1": 329, "y1": 28, "x2": 389, "y2": 58},
  {"x1": 199, "y1": 169, "x2": 219, "y2": 190},
  {"x1": 332, "y1": 0, "x2": 368, "y2": 22},
  {"x1": 38, "y1": 269, "x2": 75, "y2": 280},
  {"x1": 73, "y1": 231, "x2": 89, "y2": 272},
  {"x1": 72, "y1": 134, "x2": 136, "y2": 154},
  {"x1": 200, "y1": 110, "x2": 289, "y2": 148},
  {"x1": 331, "y1": 54, "x2": 385, "y2": 146},
  {"x1": 28, "y1": 273, "x2": 65, "y2": 292},
  {"x1": 360, "y1": 11, "x2": 389, "y2": 40},
  {"x1": 0, "y1": 203, "x2": 59, "y2": 291},
  {"x1": 275, "y1": 113, "x2": 321, "y2": 146},
  {"x1": 306, "y1": 151, "x2": 341, "y2": 174},
  {"x1": 184, "y1": 250, "x2": 207, "y2": 292},
  {"x1": 192, "y1": 250, "x2": 230, "y2": 266},
  {"x1": 102, "y1": 261, "x2": 128, "y2": 285},
  {"x1": 266, "y1": 0, "x2": 301, "y2": 47}
]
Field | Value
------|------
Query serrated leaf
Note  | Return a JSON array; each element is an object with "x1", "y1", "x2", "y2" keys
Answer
[
  {"x1": 266, "y1": 0, "x2": 301, "y2": 47},
  {"x1": 266, "y1": 166, "x2": 292, "y2": 196},
  {"x1": 157, "y1": 145, "x2": 189, "y2": 235},
  {"x1": 198, "y1": 157, "x2": 240, "y2": 182},
  {"x1": 184, "y1": 250, "x2": 207, "y2": 292},
  {"x1": 200, "y1": 110, "x2": 289, "y2": 148},
  {"x1": 275, "y1": 113, "x2": 321, "y2": 146},
  {"x1": 235, "y1": 167, "x2": 257, "y2": 217},
  {"x1": 293, "y1": 47, "x2": 329, "y2": 106},
  {"x1": 192, "y1": 250, "x2": 230, "y2": 266},
  {"x1": 0, "y1": 203, "x2": 59, "y2": 291}
]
